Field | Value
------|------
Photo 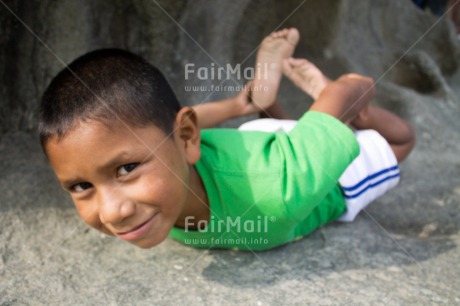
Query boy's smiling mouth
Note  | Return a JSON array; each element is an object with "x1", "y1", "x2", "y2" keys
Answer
[{"x1": 115, "y1": 212, "x2": 158, "y2": 241}]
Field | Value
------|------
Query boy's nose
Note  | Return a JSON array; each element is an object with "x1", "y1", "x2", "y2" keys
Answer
[{"x1": 98, "y1": 187, "x2": 136, "y2": 226}]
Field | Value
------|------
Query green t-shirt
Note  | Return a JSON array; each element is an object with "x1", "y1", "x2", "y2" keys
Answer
[{"x1": 168, "y1": 111, "x2": 359, "y2": 250}]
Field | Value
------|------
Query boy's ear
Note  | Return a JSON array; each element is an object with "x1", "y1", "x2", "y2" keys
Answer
[{"x1": 174, "y1": 107, "x2": 201, "y2": 164}]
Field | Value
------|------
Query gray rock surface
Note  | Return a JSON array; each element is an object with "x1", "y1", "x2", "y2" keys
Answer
[{"x1": 1, "y1": 0, "x2": 460, "y2": 304}]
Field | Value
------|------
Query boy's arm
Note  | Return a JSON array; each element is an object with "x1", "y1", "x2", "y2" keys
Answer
[
  {"x1": 309, "y1": 74, "x2": 375, "y2": 124},
  {"x1": 193, "y1": 73, "x2": 374, "y2": 129},
  {"x1": 192, "y1": 84, "x2": 259, "y2": 129}
]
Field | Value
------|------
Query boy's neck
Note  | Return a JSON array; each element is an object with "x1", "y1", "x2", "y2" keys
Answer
[{"x1": 174, "y1": 165, "x2": 209, "y2": 229}]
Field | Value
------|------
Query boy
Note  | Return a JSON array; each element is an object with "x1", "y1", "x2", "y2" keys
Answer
[{"x1": 39, "y1": 29, "x2": 414, "y2": 251}]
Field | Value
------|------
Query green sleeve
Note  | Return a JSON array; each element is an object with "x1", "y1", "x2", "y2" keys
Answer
[{"x1": 276, "y1": 111, "x2": 360, "y2": 222}]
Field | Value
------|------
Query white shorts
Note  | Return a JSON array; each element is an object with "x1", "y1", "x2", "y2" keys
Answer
[
  {"x1": 239, "y1": 118, "x2": 298, "y2": 133},
  {"x1": 239, "y1": 119, "x2": 400, "y2": 222}
]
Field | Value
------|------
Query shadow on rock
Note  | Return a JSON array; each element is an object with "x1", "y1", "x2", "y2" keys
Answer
[{"x1": 201, "y1": 218, "x2": 457, "y2": 288}]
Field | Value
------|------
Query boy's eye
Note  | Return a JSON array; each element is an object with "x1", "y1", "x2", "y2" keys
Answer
[
  {"x1": 117, "y1": 163, "x2": 139, "y2": 176},
  {"x1": 71, "y1": 182, "x2": 92, "y2": 193}
]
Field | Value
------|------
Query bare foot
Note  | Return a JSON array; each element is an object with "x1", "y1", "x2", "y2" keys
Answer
[
  {"x1": 282, "y1": 58, "x2": 330, "y2": 100},
  {"x1": 251, "y1": 28, "x2": 300, "y2": 109}
]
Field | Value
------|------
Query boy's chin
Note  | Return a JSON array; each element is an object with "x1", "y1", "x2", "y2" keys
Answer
[
  {"x1": 95, "y1": 225, "x2": 168, "y2": 249},
  {"x1": 129, "y1": 239, "x2": 161, "y2": 249},
  {"x1": 121, "y1": 234, "x2": 168, "y2": 249}
]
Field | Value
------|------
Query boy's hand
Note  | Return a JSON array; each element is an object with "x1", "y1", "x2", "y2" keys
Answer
[
  {"x1": 193, "y1": 80, "x2": 261, "y2": 129},
  {"x1": 232, "y1": 80, "x2": 259, "y2": 117}
]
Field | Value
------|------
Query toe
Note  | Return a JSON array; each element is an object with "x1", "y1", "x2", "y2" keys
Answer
[
  {"x1": 289, "y1": 58, "x2": 308, "y2": 67},
  {"x1": 272, "y1": 29, "x2": 284, "y2": 38},
  {"x1": 282, "y1": 58, "x2": 294, "y2": 76},
  {"x1": 286, "y1": 28, "x2": 300, "y2": 45}
]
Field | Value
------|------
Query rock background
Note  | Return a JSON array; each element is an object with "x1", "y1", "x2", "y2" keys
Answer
[{"x1": 1, "y1": 0, "x2": 460, "y2": 304}]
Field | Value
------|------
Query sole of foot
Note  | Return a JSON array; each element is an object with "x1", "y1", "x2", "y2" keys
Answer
[
  {"x1": 282, "y1": 57, "x2": 330, "y2": 100},
  {"x1": 251, "y1": 28, "x2": 300, "y2": 110}
]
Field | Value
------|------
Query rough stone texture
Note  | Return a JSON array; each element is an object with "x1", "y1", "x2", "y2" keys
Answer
[{"x1": 1, "y1": 0, "x2": 460, "y2": 304}]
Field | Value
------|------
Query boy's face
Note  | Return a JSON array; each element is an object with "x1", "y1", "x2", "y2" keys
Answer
[{"x1": 45, "y1": 108, "x2": 201, "y2": 249}]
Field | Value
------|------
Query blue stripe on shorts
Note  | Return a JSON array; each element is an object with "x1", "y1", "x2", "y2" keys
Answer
[{"x1": 342, "y1": 165, "x2": 400, "y2": 199}]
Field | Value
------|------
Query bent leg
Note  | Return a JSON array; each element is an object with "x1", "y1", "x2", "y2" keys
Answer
[{"x1": 351, "y1": 105, "x2": 415, "y2": 163}]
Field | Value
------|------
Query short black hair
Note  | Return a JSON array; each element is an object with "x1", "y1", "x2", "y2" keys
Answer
[{"x1": 38, "y1": 48, "x2": 181, "y2": 147}]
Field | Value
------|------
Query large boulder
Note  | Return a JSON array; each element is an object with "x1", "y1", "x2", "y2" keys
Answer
[{"x1": 0, "y1": 0, "x2": 458, "y2": 132}]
